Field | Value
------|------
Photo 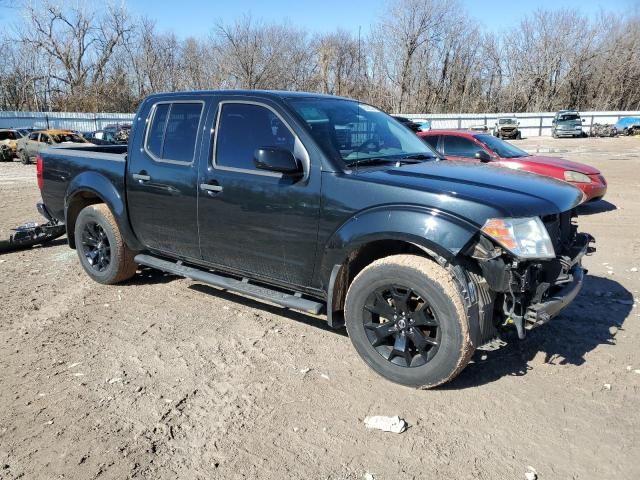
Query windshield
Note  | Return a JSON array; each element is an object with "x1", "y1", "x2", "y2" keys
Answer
[
  {"x1": 558, "y1": 114, "x2": 580, "y2": 122},
  {"x1": 474, "y1": 134, "x2": 530, "y2": 159},
  {"x1": 0, "y1": 131, "x2": 18, "y2": 140},
  {"x1": 287, "y1": 98, "x2": 438, "y2": 165},
  {"x1": 50, "y1": 133, "x2": 87, "y2": 144},
  {"x1": 498, "y1": 119, "x2": 516, "y2": 124}
]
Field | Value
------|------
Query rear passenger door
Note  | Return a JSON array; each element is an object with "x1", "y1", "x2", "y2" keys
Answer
[{"x1": 126, "y1": 98, "x2": 208, "y2": 259}]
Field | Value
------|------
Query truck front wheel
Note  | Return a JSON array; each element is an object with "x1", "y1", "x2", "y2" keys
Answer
[
  {"x1": 74, "y1": 204, "x2": 137, "y2": 284},
  {"x1": 344, "y1": 255, "x2": 474, "y2": 388}
]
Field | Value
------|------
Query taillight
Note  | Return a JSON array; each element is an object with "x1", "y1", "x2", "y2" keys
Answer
[{"x1": 36, "y1": 155, "x2": 44, "y2": 190}]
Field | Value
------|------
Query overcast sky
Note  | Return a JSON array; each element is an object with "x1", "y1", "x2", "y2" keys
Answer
[{"x1": 2, "y1": 0, "x2": 638, "y2": 38}]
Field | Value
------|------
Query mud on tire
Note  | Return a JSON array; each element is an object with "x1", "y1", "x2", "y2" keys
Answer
[
  {"x1": 74, "y1": 204, "x2": 138, "y2": 284},
  {"x1": 344, "y1": 254, "x2": 474, "y2": 388}
]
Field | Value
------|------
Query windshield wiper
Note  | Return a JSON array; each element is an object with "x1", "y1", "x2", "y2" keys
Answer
[
  {"x1": 398, "y1": 153, "x2": 437, "y2": 162},
  {"x1": 349, "y1": 154, "x2": 437, "y2": 168},
  {"x1": 348, "y1": 157, "x2": 398, "y2": 167}
]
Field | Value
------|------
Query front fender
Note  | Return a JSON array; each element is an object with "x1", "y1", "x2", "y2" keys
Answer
[
  {"x1": 65, "y1": 171, "x2": 142, "y2": 250},
  {"x1": 318, "y1": 204, "x2": 479, "y2": 286}
]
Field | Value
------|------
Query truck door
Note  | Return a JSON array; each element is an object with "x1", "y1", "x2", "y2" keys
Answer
[
  {"x1": 197, "y1": 98, "x2": 321, "y2": 287},
  {"x1": 126, "y1": 98, "x2": 208, "y2": 259}
]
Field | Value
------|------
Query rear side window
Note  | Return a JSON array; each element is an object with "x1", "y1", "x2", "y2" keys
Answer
[
  {"x1": 215, "y1": 102, "x2": 295, "y2": 172},
  {"x1": 443, "y1": 136, "x2": 480, "y2": 158},
  {"x1": 145, "y1": 102, "x2": 203, "y2": 163},
  {"x1": 421, "y1": 135, "x2": 439, "y2": 151}
]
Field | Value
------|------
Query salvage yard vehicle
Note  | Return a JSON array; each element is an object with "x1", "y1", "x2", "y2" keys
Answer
[
  {"x1": 493, "y1": 117, "x2": 521, "y2": 139},
  {"x1": 16, "y1": 129, "x2": 91, "y2": 164},
  {"x1": 551, "y1": 110, "x2": 585, "y2": 138},
  {"x1": 37, "y1": 90, "x2": 594, "y2": 388},
  {"x1": 590, "y1": 123, "x2": 616, "y2": 137},
  {"x1": 419, "y1": 130, "x2": 607, "y2": 202},
  {"x1": 0, "y1": 128, "x2": 24, "y2": 159},
  {"x1": 613, "y1": 117, "x2": 640, "y2": 136}
]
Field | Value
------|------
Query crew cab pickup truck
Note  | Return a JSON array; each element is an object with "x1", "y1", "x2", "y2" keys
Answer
[{"x1": 38, "y1": 90, "x2": 594, "y2": 388}]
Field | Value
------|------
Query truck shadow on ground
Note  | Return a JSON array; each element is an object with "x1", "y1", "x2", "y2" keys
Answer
[
  {"x1": 135, "y1": 272, "x2": 632, "y2": 388},
  {"x1": 188, "y1": 283, "x2": 349, "y2": 336},
  {"x1": 444, "y1": 274, "x2": 633, "y2": 389},
  {"x1": 576, "y1": 199, "x2": 617, "y2": 215}
]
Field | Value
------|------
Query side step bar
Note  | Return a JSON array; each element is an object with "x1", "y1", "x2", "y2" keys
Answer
[{"x1": 134, "y1": 254, "x2": 325, "y2": 315}]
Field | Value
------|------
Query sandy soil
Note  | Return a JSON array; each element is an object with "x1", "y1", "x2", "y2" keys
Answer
[{"x1": 0, "y1": 137, "x2": 639, "y2": 480}]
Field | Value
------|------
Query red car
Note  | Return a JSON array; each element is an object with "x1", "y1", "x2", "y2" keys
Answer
[{"x1": 418, "y1": 130, "x2": 607, "y2": 202}]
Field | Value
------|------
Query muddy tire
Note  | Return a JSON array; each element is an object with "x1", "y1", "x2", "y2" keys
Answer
[
  {"x1": 344, "y1": 255, "x2": 474, "y2": 388},
  {"x1": 74, "y1": 204, "x2": 137, "y2": 284}
]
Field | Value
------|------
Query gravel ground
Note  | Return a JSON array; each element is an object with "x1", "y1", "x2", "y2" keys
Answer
[{"x1": 0, "y1": 137, "x2": 639, "y2": 480}]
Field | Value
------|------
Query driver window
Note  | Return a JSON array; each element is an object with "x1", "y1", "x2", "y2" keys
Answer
[
  {"x1": 29, "y1": 132, "x2": 39, "y2": 141},
  {"x1": 215, "y1": 103, "x2": 295, "y2": 171},
  {"x1": 443, "y1": 136, "x2": 480, "y2": 158}
]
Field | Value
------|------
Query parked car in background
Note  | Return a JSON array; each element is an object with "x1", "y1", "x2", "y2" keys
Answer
[
  {"x1": 0, "y1": 128, "x2": 24, "y2": 159},
  {"x1": 613, "y1": 117, "x2": 640, "y2": 136},
  {"x1": 493, "y1": 117, "x2": 521, "y2": 139},
  {"x1": 16, "y1": 129, "x2": 91, "y2": 164},
  {"x1": 84, "y1": 129, "x2": 129, "y2": 145},
  {"x1": 589, "y1": 123, "x2": 616, "y2": 137},
  {"x1": 552, "y1": 110, "x2": 585, "y2": 138},
  {"x1": 419, "y1": 130, "x2": 607, "y2": 202}
]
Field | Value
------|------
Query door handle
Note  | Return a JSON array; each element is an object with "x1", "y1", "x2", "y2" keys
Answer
[
  {"x1": 133, "y1": 173, "x2": 151, "y2": 182},
  {"x1": 200, "y1": 183, "x2": 223, "y2": 193}
]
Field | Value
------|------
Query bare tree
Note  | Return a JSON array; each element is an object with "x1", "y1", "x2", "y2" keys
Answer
[{"x1": 0, "y1": 0, "x2": 638, "y2": 114}]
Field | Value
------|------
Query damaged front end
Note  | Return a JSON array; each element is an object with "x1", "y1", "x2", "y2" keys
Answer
[{"x1": 469, "y1": 211, "x2": 595, "y2": 341}]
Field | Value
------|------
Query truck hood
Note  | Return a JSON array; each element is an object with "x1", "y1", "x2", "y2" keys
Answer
[
  {"x1": 352, "y1": 161, "x2": 584, "y2": 222},
  {"x1": 514, "y1": 155, "x2": 600, "y2": 175}
]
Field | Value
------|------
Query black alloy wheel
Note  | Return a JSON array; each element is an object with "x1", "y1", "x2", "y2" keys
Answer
[
  {"x1": 80, "y1": 221, "x2": 111, "y2": 272},
  {"x1": 363, "y1": 284, "x2": 441, "y2": 368}
]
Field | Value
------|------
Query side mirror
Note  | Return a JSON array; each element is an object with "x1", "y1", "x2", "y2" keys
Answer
[
  {"x1": 254, "y1": 147, "x2": 301, "y2": 175},
  {"x1": 475, "y1": 150, "x2": 491, "y2": 162}
]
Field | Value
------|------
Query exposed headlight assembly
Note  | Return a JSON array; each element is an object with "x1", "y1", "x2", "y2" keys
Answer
[
  {"x1": 481, "y1": 217, "x2": 555, "y2": 259},
  {"x1": 564, "y1": 171, "x2": 591, "y2": 183}
]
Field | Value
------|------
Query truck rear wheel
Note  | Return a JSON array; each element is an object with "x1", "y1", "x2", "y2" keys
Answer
[
  {"x1": 74, "y1": 204, "x2": 137, "y2": 284},
  {"x1": 344, "y1": 255, "x2": 474, "y2": 388}
]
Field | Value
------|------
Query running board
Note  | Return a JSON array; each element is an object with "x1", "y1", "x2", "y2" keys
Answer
[{"x1": 134, "y1": 254, "x2": 324, "y2": 315}]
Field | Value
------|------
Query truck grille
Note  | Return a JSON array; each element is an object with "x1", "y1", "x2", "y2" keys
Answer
[{"x1": 541, "y1": 211, "x2": 576, "y2": 256}]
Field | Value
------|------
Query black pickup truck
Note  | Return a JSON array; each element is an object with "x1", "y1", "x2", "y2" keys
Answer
[{"x1": 38, "y1": 90, "x2": 593, "y2": 388}]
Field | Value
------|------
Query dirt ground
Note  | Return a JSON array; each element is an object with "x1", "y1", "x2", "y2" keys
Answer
[{"x1": 0, "y1": 137, "x2": 638, "y2": 480}]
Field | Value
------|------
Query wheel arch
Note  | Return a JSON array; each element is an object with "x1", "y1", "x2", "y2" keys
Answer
[
  {"x1": 320, "y1": 205, "x2": 479, "y2": 327},
  {"x1": 65, "y1": 172, "x2": 142, "y2": 251}
]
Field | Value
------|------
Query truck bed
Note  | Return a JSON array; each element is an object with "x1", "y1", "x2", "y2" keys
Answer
[{"x1": 40, "y1": 144, "x2": 128, "y2": 224}]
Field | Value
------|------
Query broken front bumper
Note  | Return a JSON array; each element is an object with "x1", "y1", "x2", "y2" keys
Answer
[{"x1": 521, "y1": 233, "x2": 593, "y2": 333}]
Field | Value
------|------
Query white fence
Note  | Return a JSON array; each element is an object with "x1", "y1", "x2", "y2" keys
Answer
[
  {"x1": 1, "y1": 109, "x2": 639, "y2": 137},
  {"x1": 400, "y1": 111, "x2": 640, "y2": 137},
  {"x1": 0, "y1": 111, "x2": 135, "y2": 132}
]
